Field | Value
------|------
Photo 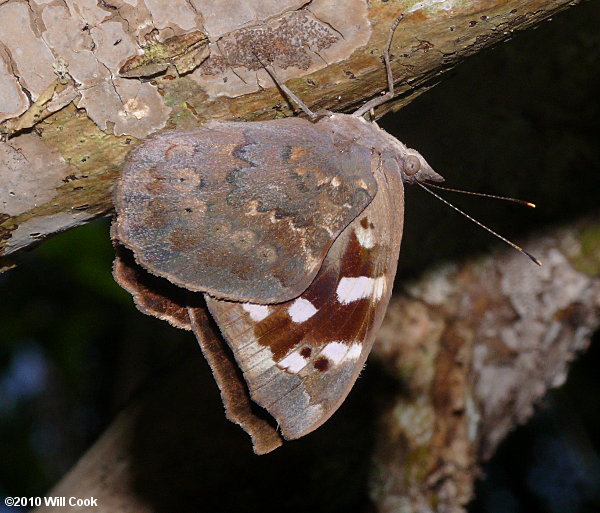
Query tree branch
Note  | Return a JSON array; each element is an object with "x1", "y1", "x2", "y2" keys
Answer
[{"x1": 0, "y1": 0, "x2": 582, "y2": 266}]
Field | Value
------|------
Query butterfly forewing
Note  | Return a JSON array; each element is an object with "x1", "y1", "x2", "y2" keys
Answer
[
  {"x1": 204, "y1": 156, "x2": 404, "y2": 439},
  {"x1": 114, "y1": 118, "x2": 377, "y2": 304}
]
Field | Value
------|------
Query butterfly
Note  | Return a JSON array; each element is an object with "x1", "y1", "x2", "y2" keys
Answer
[{"x1": 111, "y1": 16, "x2": 444, "y2": 453}]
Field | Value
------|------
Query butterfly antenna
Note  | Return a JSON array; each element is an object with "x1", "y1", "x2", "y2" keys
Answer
[
  {"x1": 424, "y1": 182, "x2": 536, "y2": 208},
  {"x1": 417, "y1": 182, "x2": 542, "y2": 266}
]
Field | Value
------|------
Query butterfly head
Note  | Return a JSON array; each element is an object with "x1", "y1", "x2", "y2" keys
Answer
[{"x1": 400, "y1": 149, "x2": 444, "y2": 185}]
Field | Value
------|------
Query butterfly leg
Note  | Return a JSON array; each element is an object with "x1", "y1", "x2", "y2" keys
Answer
[
  {"x1": 262, "y1": 65, "x2": 321, "y2": 120},
  {"x1": 353, "y1": 14, "x2": 404, "y2": 118}
]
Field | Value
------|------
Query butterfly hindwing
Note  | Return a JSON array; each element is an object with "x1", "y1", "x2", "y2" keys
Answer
[
  {"x1": 112, "y1": 243, "x2": 285, "y2": 453},
  {"x1": 112, "y1": 242, "x2": 194, "y2": 331},
  {"x1": 113, "y1": 118, "x2": 377, "y2": 304},
  {"x1": 203, "y1": 155, "x2": 404, "y2": 439}
]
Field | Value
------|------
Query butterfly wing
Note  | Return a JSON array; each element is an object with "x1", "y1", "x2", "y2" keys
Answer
[
  {"x1": 113, "y1": 118, "x2": 377, "y2": 304},
  {"x1": 112, "y1": 242, "x2": 194, "y2": 330},
  {"x1": 112, "y1": 243, "x2": 285, "y2": 454},
  {"x1": 203, "y1": 155, "x2": 404, "y2": 439}
]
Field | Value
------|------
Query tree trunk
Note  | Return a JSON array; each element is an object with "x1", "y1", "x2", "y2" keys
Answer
[{"x1": 0, "y1": 0, "x2": 596, "y2": 512}]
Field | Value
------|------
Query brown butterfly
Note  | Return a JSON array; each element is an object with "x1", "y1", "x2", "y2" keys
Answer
[{"x1": 112, "y1": 16, "x2": 443, "y2": 453}]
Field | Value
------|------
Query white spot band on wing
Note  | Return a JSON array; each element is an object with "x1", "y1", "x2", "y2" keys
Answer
[
  {"x1": 320, "y1": 341, "x2": 348, "y2": 364},
  {"x1": 278, "y1": 350, "x2": 308, "y2": 373},
  {"x1": 355, "y1": 222, "x2": 375, "y2": 249},
  {"x1": 336, "y1": 276, "x2": 387, "y2": 304},
  {"x1": 288, "y1": 298, "x2": 318, "y2": 323},
  {"x1": 319, "y1": 341, "x2": 363, "y2": 365},
  {"x1": 242, "y1": 303, "x2": 270, "y2": 321},
  {"x1": 345, "y1": 343, "x2": 363, "y2": 360}
]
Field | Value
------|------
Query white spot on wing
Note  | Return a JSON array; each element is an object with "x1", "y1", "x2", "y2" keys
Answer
[
  {"x1": 288, "y1": 298, "x2": 318, "y2": 323},
  {"x1": 242, "y1": 303, "x2": 270, "y2": 321},
  {"x1": 373, "y1": 276, "x2": 387, "y2": 300},
  {"x1": 345, "y1": 343, "x2": 363, "y2": 360},
  {"x1": 355, "y1": 220, "x2": 375, "y2": 249},
  {"x1": 336, "y1": 276, "x2": 386, "y2": 304},
  {"x1": 278, "y1": 350, "x2": 308, "y2": 373},
  {"x1": 336, "y1": 276, "x2": 373, "y2": 304},
  {"x1": 318, "y1": 341, "x2": 364, "y2": 366},
  {"x1": 320, "y1": 341, "x2": 349, "y2": 364}
]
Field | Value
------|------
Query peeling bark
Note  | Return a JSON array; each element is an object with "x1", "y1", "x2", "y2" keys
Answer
[
  {"x1": 0, "y1": 0, "x2": 583, "y2": 264},
  {"x1": 32, "y1": 217, "x2": 600, "y2": 513}
]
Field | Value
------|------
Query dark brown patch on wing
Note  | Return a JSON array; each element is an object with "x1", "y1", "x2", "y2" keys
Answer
[
  {"x1": 253, "y1": 310, "x2": 307, "y2": 361},
  {"x1": 228, "y1": 225, "x2": 385, "y2": 361},
  {"x1": 314, "y1": 357, "x2": 330, "y2": 372}
]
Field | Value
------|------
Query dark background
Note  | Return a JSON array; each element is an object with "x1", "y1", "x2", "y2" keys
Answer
[{"x1": 1, "y1": 2, "x2": 599, "y2": 512}]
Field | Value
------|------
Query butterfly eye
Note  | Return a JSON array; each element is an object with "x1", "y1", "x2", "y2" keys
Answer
[{"x1": 404, "y1": 155, "x2": 421, "y2": 176}]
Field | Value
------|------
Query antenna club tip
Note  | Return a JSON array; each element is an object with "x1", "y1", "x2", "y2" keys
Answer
[
  {"x1": 528, "y1": 254, "x2": 543, "y2": 266},
  {"x1": 526, "y1": 202, "x2": 536, "y2": 208}
]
